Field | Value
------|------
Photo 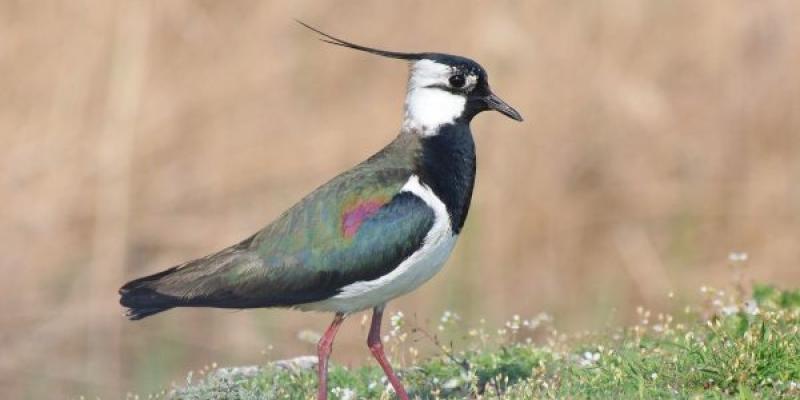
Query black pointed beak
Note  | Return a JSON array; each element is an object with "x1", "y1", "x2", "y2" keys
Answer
[{"x1": 485, "y1": 93, "x2": 523, "y2": 122}]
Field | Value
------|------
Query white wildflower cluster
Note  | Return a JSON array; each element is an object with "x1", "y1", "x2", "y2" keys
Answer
[
  {"x1": 710, "y1": 294, "x2": 739, "y2": 316},
  {"x1": 504, "y1": 313, "x2": 552, "y2": 335},
  {"x1": 651, "y1": 313, "x2": 673, "y2": 333},
  {"x1": 505, "y1": 314, "x2": 522, "y2": 331},
  {"x1": 438, "y1": 310, "x2": 460, "y2": 331},
  {"x1": 442, "y1": 377, "x2": 461, "y2": 390},
  {"x1": 384, "y1": 310, "x2": 408, "y2": 344},
  {"x1": 440, "y1": 310, "x2": 459, "y2": 323},
  {"x1": 577, "y1": 350, "x2": 601, "y2": 367},
  {"x1": 728, "y1": 251, "x2": 748, "y2": 263},
  {"x1": 468, "y1": 318, "x2": 490, "y2": 344},
  {"x1": 525, "y1": 312, "x2": 553, "y2": 330},
  {"x1": 701, "y1": 284, "x2": 761, "y2": 318},
  {"x1": 743, "y1": 299, "x2": 760, "y2": 316},
  {"x1": 331, "y1": 386, "x2": 355, "y2": 400},
  {"x1": 389, "y1": 311, "x2": 404, "y2": 336},
  {"x1": 632, "y1": 307, "x2": 679, "y2": 339}
]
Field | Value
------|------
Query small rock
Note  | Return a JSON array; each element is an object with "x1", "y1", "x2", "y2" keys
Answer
[
  {"x1": 274, "y1": 355, "x2": 318, "y2": 371},
  {"x1": 210, "y1": 365, "x2": 261, "y2": 379}
]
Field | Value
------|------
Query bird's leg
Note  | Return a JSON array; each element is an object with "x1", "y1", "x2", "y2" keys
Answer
[
  {"x1": 368, "y1": 305, "x2": 409, "y2": 400},
  {"x1": 317, "y1": 312, "x2": 345, "y2": 400}
]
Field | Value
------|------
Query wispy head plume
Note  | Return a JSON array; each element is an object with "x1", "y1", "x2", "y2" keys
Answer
[{"x1": 296, "y1": 20, "x2": 423, "y2": 61}]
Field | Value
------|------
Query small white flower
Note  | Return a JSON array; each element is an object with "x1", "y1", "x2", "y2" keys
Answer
[
  {"x1": 390, "y1": 311, "x2": 404, "y2": 327},
  {"x1": 389, "y1": 311, "x2": 405, "y2": 336},
  {"x1": 728, "y1": 252, "x2": 748, "y2": 262},
  {"x1": 720, "y1": 305, "x2": 739, "y2": 316},
  {"x1": 744, "y1": 300, "x2": 760, "y2": 315},
  {"x1": 578, "y1": 351, "x2": 600, "y2": 367},
  {"x1": 651, "y1": 373, "x2": 658, "y2": 380},
  {"x1": 525, "y1": 312, "x2": 551, "y2": 330},
  {"x1": 438, "y1": 310, "x2": 460, "y2": 327},
  {"x1": 331, "y1": 387, "x2": 356, "y2": 400},
  {"x1": 442, "y1": 378, "x2": 460, "y2": 390}
]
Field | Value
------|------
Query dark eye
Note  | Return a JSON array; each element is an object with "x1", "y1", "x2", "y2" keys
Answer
[{"x1": 449, "y1": 74, "x2": 466, "y2": 88}]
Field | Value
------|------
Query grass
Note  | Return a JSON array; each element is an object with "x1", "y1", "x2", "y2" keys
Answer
[{"x1": 152, "y1": 284, "x2": 800, "y2": 400}]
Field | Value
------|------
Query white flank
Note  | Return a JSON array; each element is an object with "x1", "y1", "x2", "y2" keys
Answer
[
  {"x1": 402, "y1": 60, "x2": 466, "y2": 136},
  {"x1": 299, "y1": 175, "x2": 456, "y2": 313}
]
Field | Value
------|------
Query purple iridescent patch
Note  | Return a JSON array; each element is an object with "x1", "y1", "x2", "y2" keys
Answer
[{"x1": 341, "y1": 200, "x2": 384, "y2": 238}]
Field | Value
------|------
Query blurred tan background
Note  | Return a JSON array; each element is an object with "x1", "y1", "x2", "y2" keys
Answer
[{"x1": 2, "y1": 0, "x2": 800, "y2": 398}]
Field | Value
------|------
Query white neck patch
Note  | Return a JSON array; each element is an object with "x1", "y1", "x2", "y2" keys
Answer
[{"x1": 402, "y1": 60, "x2": 466, "y2": 136}]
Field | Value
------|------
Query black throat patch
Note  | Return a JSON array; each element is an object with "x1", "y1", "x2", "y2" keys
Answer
[{"x1": 416, "y1": 122, "x2": 477, "y2": 234}]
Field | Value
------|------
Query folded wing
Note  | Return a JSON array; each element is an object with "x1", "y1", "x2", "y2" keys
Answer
[{"x1": 120, "y1": 166, "x2": 434, "y2": 319}]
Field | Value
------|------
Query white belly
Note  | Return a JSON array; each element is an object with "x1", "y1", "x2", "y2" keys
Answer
[{"x1": 298, "y1": 175, "x2": 456, "y2": 314}]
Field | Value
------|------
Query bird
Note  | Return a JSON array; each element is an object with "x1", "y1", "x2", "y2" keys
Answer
[{"x1": 119, "y1": 22, "x2": 522, "y2": 400}]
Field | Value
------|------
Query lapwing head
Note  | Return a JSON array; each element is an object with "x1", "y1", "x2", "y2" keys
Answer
[{"x1": 298, "y1": 22, "x2": 523, "y2": 135}]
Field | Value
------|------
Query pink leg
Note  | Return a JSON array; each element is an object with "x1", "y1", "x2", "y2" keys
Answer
[
  {"x1": 368, "y1": 305, "x2": 409, "y2": 400},
  {"x1": 317, "y1": 312, "x2": 345, "y2": 400}
]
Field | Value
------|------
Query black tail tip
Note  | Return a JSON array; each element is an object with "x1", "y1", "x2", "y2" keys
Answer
[
  {"x1": 124, "y1": 306, "x2": 170, "y2": 320},
  {"x1": 119, "y1": 281, "x2": 175, "y2": 320}
]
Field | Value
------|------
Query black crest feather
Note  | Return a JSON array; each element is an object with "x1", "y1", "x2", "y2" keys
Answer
[{"x1": 296, "y1": 20, "x2": 423, "y2": 61}]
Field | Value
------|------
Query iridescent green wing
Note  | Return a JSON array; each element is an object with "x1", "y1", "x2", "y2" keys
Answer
[
  {"x1": 237, "y1": 166, "x2": 434, "y2": 305},
  {"x1": 120, "y1": 134, "x2": 430, "y2": 312}
]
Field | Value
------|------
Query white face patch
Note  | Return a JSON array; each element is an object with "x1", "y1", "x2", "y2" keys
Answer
[{"x1": 402, "y1": 60, "x2": 472, "y2": 136}]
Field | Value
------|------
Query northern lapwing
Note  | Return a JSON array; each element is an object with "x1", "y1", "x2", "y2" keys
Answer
[{"x1": 119, "y1": 22, "x2": 522, "y2": 400}]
